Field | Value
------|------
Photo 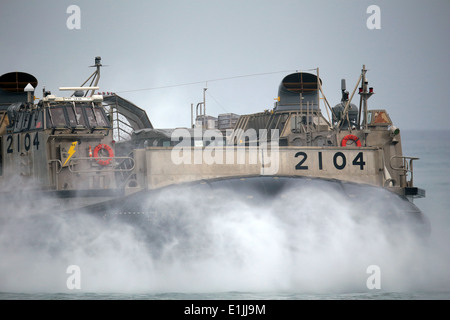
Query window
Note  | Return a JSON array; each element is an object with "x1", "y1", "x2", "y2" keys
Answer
[
  {"x1": 66, "y1": 105, "x2": 78, "y2": 127},
  {"x1": 85, "y1": 107, "x2": 97, "y2": 127},
  {"x1": 49, "y1": 107, "x2": 67, "y2": 127},
  {"x1": 13, "y1": 113, "x2": 23, "y2": 133},
  {"x1": 21, "y1": 112, "x2": 31, "y2": 131},
  {"x1": 75, "y1": 106, "x2": 87, "y2": 126},
  {"x1": 93, "y1": 108, "x2": 110, "y2": 127},
  {"x1": 29, "y1": 110, "x2": 44, "y2": 130}
]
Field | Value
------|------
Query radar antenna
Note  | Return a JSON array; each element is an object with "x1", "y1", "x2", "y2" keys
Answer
[{"x1": 74, "y1": 56, "x2": 103, "y2": 97}]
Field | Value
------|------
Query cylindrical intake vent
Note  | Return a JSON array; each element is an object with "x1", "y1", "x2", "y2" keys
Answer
[
  {"x1": 275, "y1": 72, "x2": 321, "y2": 111},
  {"x1": 0, "y1": 72, "x2": 38, "y2": 106}
]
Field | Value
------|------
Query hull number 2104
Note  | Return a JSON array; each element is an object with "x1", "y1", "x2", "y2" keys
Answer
[{"x1": 295, "y1": 151, "x2": 366, "y2": 171}]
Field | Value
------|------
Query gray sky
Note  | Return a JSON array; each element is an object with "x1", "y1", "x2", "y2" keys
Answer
[{"x1": 1, "y1": 0, "x2": 449, "y2": 130}]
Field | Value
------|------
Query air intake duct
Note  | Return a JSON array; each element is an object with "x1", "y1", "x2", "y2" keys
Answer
[
  {"x1": 275, "y1": 72, "x2": 321, "y2": 112},
  {"x1": 0, "y1": 72, "x2": 38, "y2": 107}
]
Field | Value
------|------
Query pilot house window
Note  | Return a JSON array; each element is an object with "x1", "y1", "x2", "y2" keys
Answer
[
  {"x1": 76, "y1": 106, "x2": 87, "y2": 126},
  {"x1": 85, "y1": 108, "x2": 97, "y2": 127},
  {"x1": 49, "y1": 107, "x2": 67, "y2": 127},
  {"x1": 29, "y1": 110, "x2": 44, "y2": 130},
  {"x1": 84, "y1": 107, "x2": 110, "y2": 128},
  {"x1": 66, "y1": 106, "x2": 78, "y2": 127},
  {"x1": 94, "y1": 108, "x2": 109, "y2": 127}
]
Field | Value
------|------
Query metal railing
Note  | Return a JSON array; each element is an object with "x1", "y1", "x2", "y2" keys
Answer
[
  {"x1": 66, "y1": 156, "x2": 135, "y2": 173},
  {"x1": 389, "y1": 156, "x2": 419, "y2": 187},
  {"x1": 48, "y1": 156, "x2": 136, "y2": 190},
  {"x1": 49, "y1": 156, "x2": 134, "y2": 174}
]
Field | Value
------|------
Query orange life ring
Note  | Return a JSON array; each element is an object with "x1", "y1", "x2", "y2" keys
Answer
[
  {"x1": 341, "y1": 134, "x2": 362, "y2": 147},
  {"x1": 93, "y1": 144, "x2": 114, "y2": 165}
]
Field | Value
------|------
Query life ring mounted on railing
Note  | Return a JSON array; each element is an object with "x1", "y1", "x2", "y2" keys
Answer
[
  {"x1": 93, "y1": 144, "x2": 114, "y2": 166},
  {"x1": 341, "y1": 134, "x2": 362, "y2": 147}
]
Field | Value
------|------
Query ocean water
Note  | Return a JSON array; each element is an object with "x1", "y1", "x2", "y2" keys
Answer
[{"x1": 0, "y1": 130, "x2": 449, "y2": 301}]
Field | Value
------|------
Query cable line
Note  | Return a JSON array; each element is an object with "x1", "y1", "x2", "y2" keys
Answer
[{"x1": 116, "y1": 69, "x2": 300, "y2": 94}]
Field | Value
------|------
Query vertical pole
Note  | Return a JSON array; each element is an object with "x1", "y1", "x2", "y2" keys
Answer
[
  {"x1": 299, "y1": 72, "x2": 303, "y2": 132},
  {"x1": 307, "y1": 101, "x2": 310, "y2": 133},
  {"x1": 203, "y1": 87, "x2": 207, "y2": 116},
  {"x1": 116, "y1": 108, "x2": 120, "y2": 140},
  {"x1": 357, "y1": 91, "x2": 363, "y2": 129},
  {"x1": 316, "y1": 68, "x2": 320, "y2": 111},
  {"x1": 316, "y1": 67, "x2": 320, "y2": 131},
  {"x1": 203, "y1": 87, "x2": 207, "y2": 128},
  {"x1": 191, "y1": 103, "x2": 194, "y2": 128},
  {"x1": 362, "y1": 65, "x2": 368, "y2": 131}
]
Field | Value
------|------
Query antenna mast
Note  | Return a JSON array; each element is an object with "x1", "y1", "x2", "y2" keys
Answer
[{"x1": 74, "y1": 56, "x2": 102, "y2": 97}]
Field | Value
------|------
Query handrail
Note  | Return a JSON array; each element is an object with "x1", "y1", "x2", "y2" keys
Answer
[
  {"x1": 48, "y1": 159, "x2": 63, "y2": 173},
  {"x1": 47, "y1": 159, "x2": 63, "y2": 189},
  {"x1": 390, "y1": 156, "x2": 419, "y2": 187},
  {"x1": 65, "y1": 156, "x2": 135, "y2": 173}
]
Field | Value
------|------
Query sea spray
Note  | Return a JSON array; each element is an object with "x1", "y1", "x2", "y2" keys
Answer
[{"x1": 0, "y1": 179, "x2": 442, "y2": 294}]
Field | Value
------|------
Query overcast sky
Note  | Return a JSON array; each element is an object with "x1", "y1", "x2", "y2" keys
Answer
[{"x1": 1, "y1": 0, "x2": 449, "y2": 130}]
